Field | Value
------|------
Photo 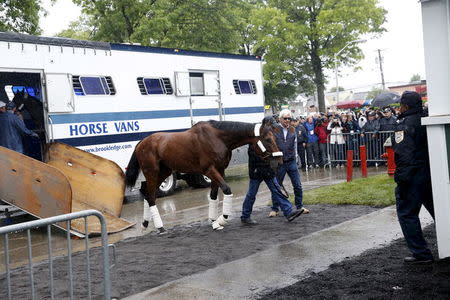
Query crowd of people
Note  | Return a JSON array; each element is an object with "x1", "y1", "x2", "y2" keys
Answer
[
  {"x1": 281, "y1": 105, "x2": 401, "y2": 169},
  {"x1": 242, "y1": 90, "x2": 434, "y2": 265}
]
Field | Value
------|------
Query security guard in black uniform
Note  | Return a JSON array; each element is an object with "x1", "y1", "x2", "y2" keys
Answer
[{"x1": 393, "y1": 91, "x2": 435, "y2": 264}]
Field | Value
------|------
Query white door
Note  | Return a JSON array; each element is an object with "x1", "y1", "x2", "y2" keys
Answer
[
  {"x1": 45, "y1": 73, "x2": 74, "y2": 113},
  {"x1": 189, "y1": 70, "x2": 222, "y2": 125},
  {"x1": 175, "y1": 70, "x2": 222, "y2": 125}
]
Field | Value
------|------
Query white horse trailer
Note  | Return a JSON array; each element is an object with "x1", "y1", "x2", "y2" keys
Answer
[{"x1": 0, "y1": 32, "x2": 265, "y2": 196}]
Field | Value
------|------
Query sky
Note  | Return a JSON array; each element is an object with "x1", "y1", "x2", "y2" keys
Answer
[{"x1": 40, "y1": 0, "x2": 426, "y2": 93}]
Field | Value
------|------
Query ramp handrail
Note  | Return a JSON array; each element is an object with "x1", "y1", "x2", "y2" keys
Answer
[{"x1": 1, "y1": 209, "x2": 111, "y2": 300}]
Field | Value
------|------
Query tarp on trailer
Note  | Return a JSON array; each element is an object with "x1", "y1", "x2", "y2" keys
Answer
[{"x1": 0, "y1": 32, "x2": 111, "y2": 51}]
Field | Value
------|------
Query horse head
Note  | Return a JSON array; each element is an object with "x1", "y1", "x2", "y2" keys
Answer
[{"x1": 254, "y1": 116, "x2": 283, "y2": 171}]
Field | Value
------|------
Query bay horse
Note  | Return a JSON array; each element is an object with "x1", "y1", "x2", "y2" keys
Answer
[
  {"x1": 12, "y1": 89, "x2": 45, "y2": 138},
  {"x1": 125, "y1": 117, "x2": 282, "y2": 234}
]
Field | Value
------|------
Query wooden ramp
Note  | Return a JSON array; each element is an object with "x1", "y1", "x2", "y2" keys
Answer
[
  {"x1": 44, "y1": 142, "x2": 135, "y2": 235},
  {"x1": 0, "y1": 144, "x2": 134, "y2": 235},
  {"x1": 0, "y1": 146, "x2": 72, "y2": 231}
]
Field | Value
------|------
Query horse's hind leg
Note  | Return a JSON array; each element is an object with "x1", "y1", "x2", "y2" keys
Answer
[{"x1": 142, "y1": 165, "x2": 172, "y2": 235}]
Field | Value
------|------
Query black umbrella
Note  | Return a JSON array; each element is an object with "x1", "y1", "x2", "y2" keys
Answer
[{"x1": 371, "y1": 92, "x2": 401, "y2": 107}]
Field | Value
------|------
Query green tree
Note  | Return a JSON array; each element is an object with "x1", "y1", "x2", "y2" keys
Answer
[
  {"x1": 409, "y1": 73, "x2": 421, "y2": 83},
  {"x1": 0, "y1": 0, "x2": 51, "y2": 34},
  {"x1": 329, "y1": 86, "x2": 344, "y2": 92},
  {"x1": 259, "y1": 0, "x2": 386, "y2": 112},
  {"x1": 71, "y1": 0, "x2": 249, "y2": 53},
  {"x1": 367, "y1": 86, "x2": 384, "y2": 100},
  {"x1": 72, "y1": 0, "x2": 156, "y2": 43},
  {"x1": 56, "y1": 16, "x2": 92, "y2": 40}
]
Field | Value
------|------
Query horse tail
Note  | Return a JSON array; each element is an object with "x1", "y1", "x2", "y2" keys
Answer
[{"x1": 125, "y1": 149, "x2": 140, "y2": 187}]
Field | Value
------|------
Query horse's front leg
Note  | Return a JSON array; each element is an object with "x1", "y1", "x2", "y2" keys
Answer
[
  {"x1": 208, "y1": 182, "x2": 220, "y2": 223},
  {"x1": 206, "y1": 168, "x2": 233, "y2": 231}
]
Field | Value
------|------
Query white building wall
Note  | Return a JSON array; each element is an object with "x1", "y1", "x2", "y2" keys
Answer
[{"x1": 421, "y1": 0, "x2": 450, "y2": 259}]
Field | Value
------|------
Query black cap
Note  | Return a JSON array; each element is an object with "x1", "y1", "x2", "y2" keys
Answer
[
  {"x1": 262, "y1": 116, "x2": 275, "y2": 126},
  {"x1": 5, "y1": 101, "x2": 15, "y2": 110},
  {"x1": 400, "y1": 91, "x2": 422, "y2": 108}
]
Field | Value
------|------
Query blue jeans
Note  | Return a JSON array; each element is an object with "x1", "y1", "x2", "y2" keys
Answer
[
  {"x1": 273, "y1": 160, "x2": 303, "y2": 210},
  {"x1": 241, "y1": 177, "x2": 294, "y2": 219}
]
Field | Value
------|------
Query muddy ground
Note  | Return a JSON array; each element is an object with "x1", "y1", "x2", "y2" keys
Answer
[
  {"x1": 262, "y1": 226, "x2": 450, "y2": 300},
  {"x1": 1, "y1": 204, "x2": 378, "y2": 299}
]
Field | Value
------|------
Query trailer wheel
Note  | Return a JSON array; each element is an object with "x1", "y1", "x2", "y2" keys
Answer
[
  {"x1": 185, "y1": 174, "x2": 211, "y2": 188},
  {"x1": 139, "y1": 173, "x2": 177, "y2": 198},
  {"x1": 156, "y1": 173, "x2": 177, "y2": 197}
]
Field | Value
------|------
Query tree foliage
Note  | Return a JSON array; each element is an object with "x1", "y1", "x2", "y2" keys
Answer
[
  {"x1": 367, "y1": 86, "x2": 385, "y2": 100},
  {"x1": 261, "y1": 0, "x2": 387, "y2": 112},
  {"x1": 409, "y1": 73, "x2": 421, "y2": 83},
  {"x1": 56, "y1": 0, "x2": 386, "y2": 110},
  {"x1": 0, "y1": 0, "x2": 51, "y2": 34}
]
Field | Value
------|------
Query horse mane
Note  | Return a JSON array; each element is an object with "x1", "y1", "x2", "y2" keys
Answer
[{"x1": 199, "y1": 120, "x2": 255, "y2": 133}]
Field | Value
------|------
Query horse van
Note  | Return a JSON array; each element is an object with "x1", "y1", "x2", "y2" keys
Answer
[{"x1": 0, "y1": 32, "x2": 265, "y2": 197}]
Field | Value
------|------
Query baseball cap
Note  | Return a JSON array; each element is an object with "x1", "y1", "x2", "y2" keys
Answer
[
  {"x1": 400, "y1": 91, "x2": 422, "y2": 108},
  {"x1": 5, "y1": 101, "x2": 16, "y2": 110}
]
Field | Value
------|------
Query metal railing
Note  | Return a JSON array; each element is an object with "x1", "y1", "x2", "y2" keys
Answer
[
  {"x1": 326, "y1": 131, "x2": 394, "y2": 164},
  {"x1": 0, "y1": 209, "x2": 111, "y2": 300}
]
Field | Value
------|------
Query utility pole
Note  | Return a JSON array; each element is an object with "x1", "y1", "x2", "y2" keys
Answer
[{"x1": 377, "y1": 49, "x2": 386, "y2": 90}]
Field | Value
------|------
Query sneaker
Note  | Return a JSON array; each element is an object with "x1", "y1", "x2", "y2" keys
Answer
[
  {"x1": 404, "y1": 256, "x2": 433, "y2": 264},
  {"x1": 241, "y1": 217, "x2": 257, "y2": 225},
  {"x1": 268, "y1": 211, "x2": 279, "y2": 217},
  {"x1": 287, "y1": 208, "x2": 304, "y2": 222},
  {"x1": 298, "y1": 207, "x2": 310, "y2": 214}
]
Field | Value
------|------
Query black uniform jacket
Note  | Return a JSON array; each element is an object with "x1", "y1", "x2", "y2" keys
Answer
[
  {"x1": 248, "y1": 145, "x2": 275, "y2": 180},
  {"x1": 392, "y1": 107, "x2": 430, "y2": 183}
]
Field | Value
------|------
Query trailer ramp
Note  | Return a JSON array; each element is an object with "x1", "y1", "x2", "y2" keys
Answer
[{"x1": 0, "y1": 144, "x2": 134, "y2": 235}]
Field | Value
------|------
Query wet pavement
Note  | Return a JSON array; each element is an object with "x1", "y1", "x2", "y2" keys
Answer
[
  {"x1": 124, "y1": 206, "x2": 433, "y2": 300},
  {"x1": 0, "y1": 166, "x2": 386, "y2": 270}
]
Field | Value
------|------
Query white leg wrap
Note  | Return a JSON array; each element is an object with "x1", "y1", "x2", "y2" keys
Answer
[
  {"x1": 150, "y1": 205, "x2": 163, "y2": 229},
  {"x1": 216, "y1": 215, "x2": 227, "y2": 226},
  {"x1": 143, "y1": 200, "x2": 151, "y2": 221},
  {"x1": 208, "y1": 197, "x2": 219, "y2": 221},
  {"x1": 222, "y1": 194, "x2": 233, "y2": 216},
  {"x1": 212, "y1": 215, "x2": 227, "y2": 230}
]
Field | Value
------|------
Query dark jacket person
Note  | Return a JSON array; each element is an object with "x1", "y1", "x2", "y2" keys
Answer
[
  {"x1": 0, "y1": 101, "x2": 38, "y2": 154},
  {"x1": 392, "y1": 91, "x2": 434, "y2": 264}
]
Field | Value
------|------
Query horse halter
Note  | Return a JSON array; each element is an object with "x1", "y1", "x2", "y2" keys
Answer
[{"x1": 254, "y1": 123, "x2": 283, "y2": 158}]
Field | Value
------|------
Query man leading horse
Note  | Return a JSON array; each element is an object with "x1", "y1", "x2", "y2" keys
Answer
[{"x1": 125, "y1": 117, "x2": 283, "y2": 234}]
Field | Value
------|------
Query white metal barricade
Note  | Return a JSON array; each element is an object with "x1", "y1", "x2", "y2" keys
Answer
[
  {"x1": 0, "y1": 209, "x2": 111, "y2": 300},
  {"x1": 326, "y1": 131, "x2": 394, "y2": 164}
]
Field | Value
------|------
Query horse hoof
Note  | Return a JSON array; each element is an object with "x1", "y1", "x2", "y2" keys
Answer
[
  {"x1": 157, "y1": 227, "x2": 167, "y2": 235},
  {"x1": 212, "y1": 221, "x2": 224, "y2": 230},
  {"x1": 142, "y1": 220, "x2": 149, "y2": 228}
]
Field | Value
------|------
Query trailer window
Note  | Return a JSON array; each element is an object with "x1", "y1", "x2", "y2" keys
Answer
[
  {"x1": 72, "y1": 76, "x2": 116, "y2": 96},
  {"x1": 189, "y1": 72, "x2": 204, "y2": 96},
  {"x1": 233, "y1": 80, "x2": 257, "y2": 94},
  {"x1": 137, "y1": 77, "x2": 173, "y2": 95}
]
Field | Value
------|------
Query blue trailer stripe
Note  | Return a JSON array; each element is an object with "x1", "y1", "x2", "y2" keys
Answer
[
  {"x1": 49, "y1": 106, "x2": 264, "y2": 124},
  {"x1": 55, "y1": 128, "x2": 188, "y2": 147}
]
